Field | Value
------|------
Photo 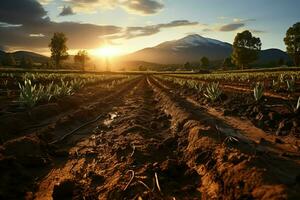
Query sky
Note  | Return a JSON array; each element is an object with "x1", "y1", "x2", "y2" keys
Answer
[{"x1": 0, "y1": 0, "x2": 299, "y2": 57}]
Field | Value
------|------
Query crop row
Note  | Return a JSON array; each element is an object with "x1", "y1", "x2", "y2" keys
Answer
[
  {"x1": 156, "y1": 75, "x2": 300, "y2": 114},
  {"x1": 16, "y1": 74, "x2": 134, "y2": 108},
  {"x1": 167, "y1": 71, "x2": 300, "y2": 87}
]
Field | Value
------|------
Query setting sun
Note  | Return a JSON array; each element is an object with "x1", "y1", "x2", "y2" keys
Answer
[{"x1": 92, "y1": 46, "x2": 120, "y2": 57}]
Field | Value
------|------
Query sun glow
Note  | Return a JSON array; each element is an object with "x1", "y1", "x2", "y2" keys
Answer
[{"x1": 92, "y1": 46, "x2": 120, "y2": 57}]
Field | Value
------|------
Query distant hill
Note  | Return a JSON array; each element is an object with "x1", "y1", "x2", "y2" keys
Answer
[
  {"x1": 0, "y1": 50, "x2": 49, "y2": 64},
  {"x1": 122, "y1": 34, "x2": 291, "y2": 67}
]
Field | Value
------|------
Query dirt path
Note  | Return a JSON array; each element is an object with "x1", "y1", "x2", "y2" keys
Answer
[
  {"x1": 34, "y1": 76, "x2": 201, "y2": 200},
  {"x1": 1, "y1": 75, "x2": 300, "y2": 200},
  {"x1": 149, "y1": 75, "x2": 300, "y2": 199}
]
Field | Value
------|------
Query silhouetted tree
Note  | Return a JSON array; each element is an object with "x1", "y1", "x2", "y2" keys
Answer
[
  {"x1": 284, "y1": 22, "x2": 300, "y2": 67},
  {"x1": 232, "y1": 30, "x2": 261, "y2": 70},
  {"x1": 49, "y1": 32, "x2": 68, "y2": 68},
  {"x1": 74, "y1": 50, "x2": 89, "y2": 70},
  {"x1": 201, "y1": 56, "x2": 210, "y2": 67},
  {"x1": 2, "y1": 53, "x2": 16, "y2": 66}
]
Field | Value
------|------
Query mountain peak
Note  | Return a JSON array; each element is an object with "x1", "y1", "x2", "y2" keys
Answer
[{"x1": 175, "y1": 34, "x2": 229, "y2": 47}]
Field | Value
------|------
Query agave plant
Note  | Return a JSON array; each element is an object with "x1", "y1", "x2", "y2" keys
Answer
[
  {"x1": 296, "y1": 97, "x2": 300, "y2": 113},
  {"x1": 70, "y1": 79, "x2": 86, "y2": 91},
  {"x1": 271, "y1": 79, "x2": 280, "y2": 92},
  {"x1": 253, "y1": 82, "x2": 264, "y2": 102},
  {"x1": 18, "y1": 79, "x2": 42, "y2": 107},
  {"x1": 204, "y1": 82, "x2": 222, "y2": 102},
  {"x1": 196, "y1": 82, "x2": 204, "y2": 93},
  {"x1": 53, "y1": 79, "x2": 74, "y2": 97},
  {"x1": 286, "y1": 76, "x2": 296, "y2": 93}
]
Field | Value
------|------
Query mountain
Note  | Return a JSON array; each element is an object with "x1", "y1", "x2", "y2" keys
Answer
[
  {"x1": 0, "y1": 50, "x2": 49, "y2": 64},
  {"x1": 122, "y1": 34, "x2": 291, "y2": 66}
]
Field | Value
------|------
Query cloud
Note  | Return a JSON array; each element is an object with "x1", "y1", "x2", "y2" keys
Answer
[
  {"x1": 0, "y1": 0, "x2": 122, "y2": 50},
  {"x1": 107, "y1": 20, "x2": 199, "y2": 40},
  {"x1": 59, "y1": 5, "x2": 76, "y2": 16},
  {"x1": 65, "y1": 0, "x2": 164, "y2": 15},
  {"x1": 233, "y1": 18, "x2": 256, "y2": 23},
  {"x1": 215, "y1": 17, "x2": 256, "y2": 32},
  {"x1": 121, "y1": 0, "x2": 164, "y2": 15},
  {"x1": 0, "y1": 0, "x2": 194, "y2": 52},
  {"x1": 219, "y1": 23, "x2": 245, "y2": 31},
  {"x1": 250, "y1": 29, "x2": 266, "y2": 34},
  {"x1": 0, "y1": 0, "x2": 48, "y2": 25},
  {"x1": 29, "y1": 33, "x2": 45, "y2": 37},
  {"x1": 37, "y1": 0, "x2": 53, "y2": 5}
]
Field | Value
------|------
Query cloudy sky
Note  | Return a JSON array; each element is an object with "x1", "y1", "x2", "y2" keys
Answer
[{"x1": 0, "y1": 0, "x2": 299, "y2": 56}]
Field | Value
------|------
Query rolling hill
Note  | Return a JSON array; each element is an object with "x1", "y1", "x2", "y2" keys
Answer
[{"x1": 0, "y1": 50, "x2": 49, "y2": 64}]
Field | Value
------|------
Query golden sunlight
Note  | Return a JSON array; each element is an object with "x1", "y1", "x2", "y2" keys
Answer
[{"x1": 92, "y1": 46, "x2": 120, "y2": 57}]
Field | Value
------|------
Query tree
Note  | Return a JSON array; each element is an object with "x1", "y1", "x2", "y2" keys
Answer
[
  {"x1": 2, "y1": 53, "x2": 16, "y2": 66},
  {"x1": 231, "y1": 30, "x2": 261, "y2": 69},
  {"x1": 74, "y1": 50, "x2": 89, "y2": 70},
  {"x1": 201, "y1": 56, "x2": 210, "y2": 67},
  {"x1": 221, "y1": 57, "x2": 232, "y2": 70},
  {"x1": 284, "y1": 22, "x2": 300, "y2": 67},
  {"x1": 49, "y1": 32, "x2": 68, "y2": 68}
]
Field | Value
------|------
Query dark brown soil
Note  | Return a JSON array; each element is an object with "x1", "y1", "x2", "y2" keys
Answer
[{"x1": 0, "y1": 75, "x2": 299, "y2": 200}]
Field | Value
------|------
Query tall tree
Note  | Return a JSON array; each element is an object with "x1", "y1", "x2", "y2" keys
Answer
[
  {"x1": 74, "y1": 50, "x2": 89, "y2": 70},
  {"x1": 49, "y1": 32, "x2": 68, "y2": 68},
  {"x1": 231, "y1": 30, "x2": 261, "y2": 69},
  {"x1": 200, "y1": 56, "x2": 210, "y2": 67},
  {"x1": 284, "y1": 22, "x2": 300, "y2": 67}
]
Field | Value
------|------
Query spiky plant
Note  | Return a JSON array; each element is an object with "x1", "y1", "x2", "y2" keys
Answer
[
  {"x1": 204, "y1": 82, "x2": 222, "y2": 102},
  {"x1": 18, "y1": 79, "x2": 42, "y2": 107},
  {"x1": 253, "y1": 82, "x2": 264, "y2": 102},
  {"x1": 286, "y1": 76, "x2": 296, "y2": 93}
]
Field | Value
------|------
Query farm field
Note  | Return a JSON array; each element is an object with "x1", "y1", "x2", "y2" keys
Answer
[{"x1": 0, "y1": 71, "x2": 300, "y2": 199}]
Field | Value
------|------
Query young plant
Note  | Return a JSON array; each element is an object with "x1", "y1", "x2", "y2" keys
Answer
[
  {"x1": 253, "y1": 82, "x2": 264, "y2": 102},
  {"x1": 271, "y1": 79, "x2": 280, "y2": 92},
  {"x1": 286, "y1": 76, "x2": 296, "y2": 93},
  {"x1": 18, "y1": 79, "x2": 41, "y2": 107},
  {"x1": 195, "y1": 82, "x2": 204, "y2": 93},
  {"x1": 286, "y1": 96, "x2": 300, "y2": 115},
  {"x1": 204, "y1": 82, "x2": 222, "y2": 102},
  {"x1": 296, "y1": 97, "x2": 300, "y2": 113},
  {"x1": 53, "y1": 79, "x2": 74, "y2": 97}
]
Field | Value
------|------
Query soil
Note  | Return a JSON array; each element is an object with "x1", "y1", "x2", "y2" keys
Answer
[{"x1": 0, "y1": 75, "x2": 300, "y2": 200}]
